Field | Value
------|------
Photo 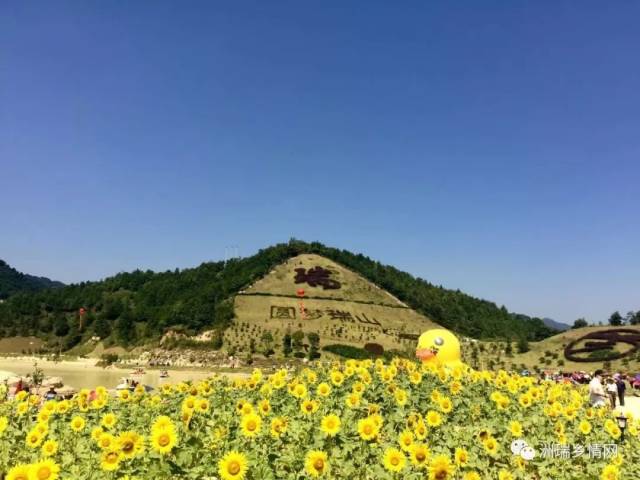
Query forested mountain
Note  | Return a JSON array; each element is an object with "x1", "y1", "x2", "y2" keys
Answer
[
  {"x1": 0, "y1": 260, "x2": 64, "y2": 300},
  {"x1": 0, "y1": 241, "x2": 555, "y2": 351}
]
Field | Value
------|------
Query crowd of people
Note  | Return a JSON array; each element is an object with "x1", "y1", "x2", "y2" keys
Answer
[{"x1": 588, "y1": 370, "x2": 633, "y2": 408}]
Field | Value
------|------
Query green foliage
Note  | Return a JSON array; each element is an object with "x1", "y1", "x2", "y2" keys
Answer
[
  {"x1": 516, "y1": 337, "x2": 530, "y2": 353},
  {"x1": 260, "y1": 331, "x2": 274, "y2": 357},
  {"x1": 307, "y1": 332, "x2": 320, "y2": 360},
  {"x1": 0, "y1": 259, "x2": 64, "y2": 300},
  {"x1": 572, "y1": 318, "x2": 588, "y2": 329},
  {"x1": 53, "y1": 315, "x2": 70, "y2": 337},
  {"x1": 94, "y1": 315, "x2": 111, "y2": 339},
  {"x1": 282, "y1": 332, "x2": 292, "y2": 357},
  {"x1": 292, "y1": 330, "x2": 305, "y2": 354},
  {"x1": 609, "y1": 311, "x2": 623, "y2": 326},
  {"x1": 98, "y1": 353, "x2": 119, "y2": 367},
  {"x1": 323, "y1": 344, "x2": 377, "y2": 359}
]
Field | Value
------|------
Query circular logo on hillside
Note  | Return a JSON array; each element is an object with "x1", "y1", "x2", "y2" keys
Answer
[{"x1": 564, "y1": 328, "x2": 640, "y2": 362}]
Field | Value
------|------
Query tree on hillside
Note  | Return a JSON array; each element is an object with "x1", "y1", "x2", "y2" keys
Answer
[
  {"x1": 292, "y1": 330, "x2": 305, "y2": 357},
  {"x1": 624, "y1": 311, "x2": 636, "y2": 325},
  {"x1": 94, "y1": 316, "x2": 111, "y2": 340},
  {"x1": 608, "y1": 311, "x2": 623, "y2": 326},
  {"x1": 53, "y1": 315, "x2": 70, "y2": 337},
  {"x1": 116, "y1": 310, "x2": 136, "y2": 346},
  {"x1": 282, "y1": 331, "x2": 292, "y2": 357},
  {"x1": 307, "y1": 332, "x2": 320, "y2": 360},
  {"x1": 505, "y1": 340, "x2": 513, "y2": 357},
  {"x1": 260, "y1": 331, "x2": 274, "y2": 357},
  {"x1": 631, "y1": 311, "x2": 640, "y2": 325},
  {"x1": 517, "y1": 337, "x2": 530, "y2": 354},
  {"x1": 63, "y1": 323, "x2": 82, "y2": 350},
  {"x1": 572, "y1": 318, "x2": 588, "y2": 329}
]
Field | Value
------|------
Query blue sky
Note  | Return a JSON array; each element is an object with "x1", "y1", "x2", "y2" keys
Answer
[{"x1": 1, "y1": 1, "x2": 639, "y2": 324}]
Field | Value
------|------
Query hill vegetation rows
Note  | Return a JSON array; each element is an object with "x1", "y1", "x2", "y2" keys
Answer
[{"x1": 0, "y1": 240, "x2": 555, "y2": 352}]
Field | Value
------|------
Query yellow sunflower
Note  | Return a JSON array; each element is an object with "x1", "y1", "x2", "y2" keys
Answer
[
  {"x1": 100, "y1": 449, "x2": 122, "y2": 471},
  {"x1": 0, "y1": 416, "x2": 8, "y2": 434},
  {"x1": 151, "y1": 415, "x2": 174, "y2": 433},
  {"x1": 498, "y1": 470, "x2": 514, "y2": 480},
  {"x1": 304, "y1": 450, "x2": 329, "y2": 477},
  {"x1": 218, "y1": 451, "x2": 248, "y2": 480},
  {"x1": 426, "y1": 410, "x2": 442, "y2": 427},
  {"x1": 117, "y1": 431, "x2": 144, "y2": 459},
  {"x1": 258, "y1": 399, "x2": 271, "y2": 415},
  {"x1": 454, "y1": 448, "x2": 468, "y2": 466},
  {"x1": 357, "y1": 417, "x2": 379, "y2": 441},
  {"x1": 98, "y1": 433, "x2": 116, "y2": 450},
  {"x1": 410, "y1": 443, "x2": 430, "y2": 468},
  {"x1": 6, "y1": 464, "x2": 31, "y2": 480},
  {"x1": 509, "y1": 421, "x2": 523, "y2": 437},
  {"x1": 320, "y1": 414, "x2": 341, "y2": 437},
  {"x1": 398, "y1": 429, "x2": 414, "y2": 451},
  {"x1": 70, "y1": 416, "x2": 86, "y2": 432},
  {"x1": 428, "y1": 455, "x2": 454, "y2": 480},
  {"x1": 483, "y1": 436, "x2": 498, "y2": 456},
  {"x1": 29, "y1": 459, "x2": 60, "y2": 480},
  {"x1": 26, "y1": 430, "x2": 43, "y2": 448},
  {"x1": 41, "y1": 439, "x2": 59, "y2": 457},
  {"x1": 578, "y1": 420, "x2": 592, "y2": 435},
  {"x1": 151, "y1": 428, "x2": 177, "y2": 455},
  {"x1": 601, "y1": 464, "x2": 619, "y2": 480},
  {"x1": 240, "y1": 413, "x2": 262, "y2": 438},
  {"x1": 382, "y1": 448, "x2": 406, "y2": 472},
  {"x1": 300, "y1": 399, "x2": 319, "y2": 415},
  {"x1": 317, "y1": 383, "x2": 331, "y2": 397},
  {"x1": 100, "y1": 412, "x2": 118, "y2": 428},
  {"x1": 270, "y1": 417, "x2": 287, "y2": 438}
]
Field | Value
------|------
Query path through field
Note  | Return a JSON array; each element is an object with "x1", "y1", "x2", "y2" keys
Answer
[{"x1": 619, "y1": 395, "x2": 640, "y2": 419}]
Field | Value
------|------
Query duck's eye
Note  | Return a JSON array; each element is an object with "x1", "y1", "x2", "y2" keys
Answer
[{"x1": 434, "y1": 337, "x2": 444, "y2": 346}]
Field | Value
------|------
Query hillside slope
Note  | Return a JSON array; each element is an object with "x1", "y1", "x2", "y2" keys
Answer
[
  {"x1": 0, "y1": 240, "x2": 554, "y2": 352},
  {"x1": 0, "y1": 260, "x2": 64, "y2": 299},
  {"x1": 225, "y1": 254, "x2": 440, "y2": 353}
]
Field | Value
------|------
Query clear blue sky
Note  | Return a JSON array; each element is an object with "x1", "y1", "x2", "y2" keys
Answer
[{"x1": 2, "y1": 1, "x2": 639, "y2": 324}]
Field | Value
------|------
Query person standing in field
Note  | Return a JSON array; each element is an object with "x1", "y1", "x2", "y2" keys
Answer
[
  {"x1": 615, "y1": 374, "x2": 626, "y2": 407},
  {"x1": 606, "y1": 378, "x2": 618, "y2": 408},
  {"x1": 589, "y1": 370, "x2": 607, "y2": 407}
]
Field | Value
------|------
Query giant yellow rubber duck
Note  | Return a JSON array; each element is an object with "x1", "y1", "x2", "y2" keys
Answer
[{"x1": 416, "y1": 328, "x2": 463, "y2": 367}]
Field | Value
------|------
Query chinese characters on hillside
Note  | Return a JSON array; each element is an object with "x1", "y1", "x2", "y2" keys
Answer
[
  {"x1": 294, "y1": 266, "x2": 341, "y2": 290},
  {"x1": 270, "y1": 306, "x2": 379, "y2": 326}
]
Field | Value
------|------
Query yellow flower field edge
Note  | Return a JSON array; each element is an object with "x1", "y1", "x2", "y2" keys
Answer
[{"x1": 0, "y1": 359, "x2": 638, "y2": 479}]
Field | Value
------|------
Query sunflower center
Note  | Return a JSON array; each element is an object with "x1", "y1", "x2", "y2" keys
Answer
[
  {"x1": 391, "y1": 457, "x2": 399, "y2": 466},
  {"x1": 435, "y1": 469, "x2": 447, "y2": 480},
  {"x1": 247, "y1": 421, "x2": 256, "y2": 430},
  {"x1": 159, "y1": 434, "x2": 170, "y2": 446},
  {"x1": 37, "y1": 467, "x2": 51, "y2": 480},
  {"x1": 416, "y1": 452, "x2": 426, "y2": 462},
  {"x1": 228, "y1": 461, "x2": 241, "y2": 474},
  {"x1": 364, "y1": 425, "x2": 372, "y2": 435},
  {"x1": 314, "y1": 459, "x2": 324, "y2": 471},
  {"x1": 122, "y1": 440, "x2": 134, "y2": 453},
  {"x1": 107, "y1": 452, "x2": 118, "y2": 463}
]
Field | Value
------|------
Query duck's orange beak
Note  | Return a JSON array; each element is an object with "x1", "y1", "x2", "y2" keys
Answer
[{"x1": 416, "y1": 348, "x2": 436, "y2": 361}]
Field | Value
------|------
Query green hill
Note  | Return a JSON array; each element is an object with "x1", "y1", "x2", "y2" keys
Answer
[
  {"x1": 0, "y1": 240, "x2": 554, "y2": 353},
  {"x1": 0, "y1": 259, "x2": 64, "y2": 300}
]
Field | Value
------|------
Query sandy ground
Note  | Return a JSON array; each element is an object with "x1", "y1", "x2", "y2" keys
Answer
[
  {"x1": 0, "y1": 356, "x2": 248, "y2": 390},
  {"x1": 616, "y1": 395, "x2": 640, "y2": 419}
]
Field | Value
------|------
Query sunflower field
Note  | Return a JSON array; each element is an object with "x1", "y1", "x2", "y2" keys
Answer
[{"x1": 0, "y1": 359, "x2": 638, "y2": 480}]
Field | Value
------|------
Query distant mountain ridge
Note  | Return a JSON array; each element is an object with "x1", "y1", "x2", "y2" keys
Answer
[
  {"x1": 0, "y1": 260, "x2": 64, "y2": 299},
  {"x1": 542, "y1": 317, "x2": 570, "y2": 332}
]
